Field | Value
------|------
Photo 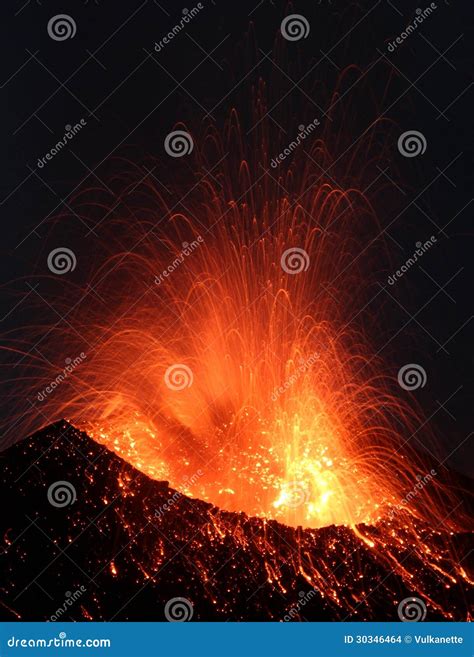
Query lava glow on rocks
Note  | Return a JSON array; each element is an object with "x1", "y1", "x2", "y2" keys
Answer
[{"x1": 1, "y1": 422, "x2": 471, "y2": 621}]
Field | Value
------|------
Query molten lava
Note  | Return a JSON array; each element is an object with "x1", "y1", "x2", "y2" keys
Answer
[
  {"x1": 1, "y1": 27, "x2": 472, "y2": 625},
  {"x1": 69, "y1": 175, "x2": 412, "y2": 530},
  {"x1": 58, "y1": 148, "x2": 442, "y2": 529},
  {"x1": 1, "y1": 70, "x2": 467, "y2": 538}
]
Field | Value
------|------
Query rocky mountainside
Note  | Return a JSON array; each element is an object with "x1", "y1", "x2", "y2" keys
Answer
[{"x1": 0, "y1": 421, "x2": 472, "y2": 621}]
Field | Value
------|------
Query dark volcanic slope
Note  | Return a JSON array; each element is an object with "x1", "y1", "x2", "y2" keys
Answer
[{"x1": 0, "y1": 422, "x2": 472, "y2": 621}]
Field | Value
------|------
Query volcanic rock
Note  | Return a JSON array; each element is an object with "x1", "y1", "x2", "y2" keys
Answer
[{"x1": 0, "y1": 421, "x2": 472, "y2": 621}]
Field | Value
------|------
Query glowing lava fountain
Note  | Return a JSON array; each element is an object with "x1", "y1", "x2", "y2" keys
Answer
[{"x1": 1, "y1": 72, "x2": 467, "y2": 537}]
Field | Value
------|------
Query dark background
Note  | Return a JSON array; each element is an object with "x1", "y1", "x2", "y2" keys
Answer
[{"x1": 0, "y1": 0, "x2": 472, "y2": 475}]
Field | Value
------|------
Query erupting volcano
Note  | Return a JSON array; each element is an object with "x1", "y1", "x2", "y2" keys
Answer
[{"x1": 1, "y1": 40, "x2": 472, "y2": 621}]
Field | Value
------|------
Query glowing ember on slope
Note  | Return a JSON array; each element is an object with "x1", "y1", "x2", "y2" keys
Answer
[{"x1": 1, "y1": 423, "x2": 472, "y2": 621}]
